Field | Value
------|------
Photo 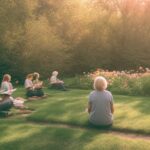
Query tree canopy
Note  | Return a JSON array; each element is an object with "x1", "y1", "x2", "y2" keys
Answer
[{"x1": 0, "y1": 0, "x2": 150, "y2": 80}]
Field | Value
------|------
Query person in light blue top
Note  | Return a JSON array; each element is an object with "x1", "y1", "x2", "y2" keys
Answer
[{"x1": 87, "y1": 76, "x2": 114, "y2": 126}]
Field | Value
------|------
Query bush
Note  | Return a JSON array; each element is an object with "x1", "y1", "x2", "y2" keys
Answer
[
  {"x1": 65, "y1": 68, "x2": 150, "y2": 96},
  {"x1": 64, "y1": 75, "x2": 93, "y2": 90}
]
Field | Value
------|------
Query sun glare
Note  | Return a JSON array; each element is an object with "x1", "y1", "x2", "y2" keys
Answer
[{"x1": 80, "y1": 0, "x2": 89, "y2": 4}]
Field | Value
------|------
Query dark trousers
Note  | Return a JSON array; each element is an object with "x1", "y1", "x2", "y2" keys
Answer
[
  {"x1": 0, "y1": 99, "x2": 13, "y2": 111},
  {"x1": 26, "y1": 88, "x2": 44, "y2": 98},
  {"x1": 50, "y1": 83, "x2": 66, "y2": 90}
]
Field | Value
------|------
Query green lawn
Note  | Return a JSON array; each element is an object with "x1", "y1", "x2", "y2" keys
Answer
[
  {"x1": 0, "y1": 88, "x2": 149, "y2": 150},
  {"x1": 0, "y1": 120, "x2": 150, "y2": 150},
  {"x1": 15, "y1": 88, "x2": 149, "y2": 134}
]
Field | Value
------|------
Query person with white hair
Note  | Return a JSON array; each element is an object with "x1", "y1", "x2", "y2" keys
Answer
[
  {"x1": 49, "y1": 71, "x2": 66, "y2": 91},
  {"x1": 87, "y1": 76, "x2": 114, "y2": 126}
]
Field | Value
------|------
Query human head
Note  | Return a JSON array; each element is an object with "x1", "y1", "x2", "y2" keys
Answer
[
  {"x1": 3, "y1": 74, "x2": 11, "y2": 82},
  {"x1": 34, "y1": 72, "x2": 40, "y2": 80},
  {"x1": 26, "y1": 73, "x2": 33, "y2": 80},
  {"x1": 93, "y1": 76, "x2": 108, "y2": 91},
  {"x1": 52, "y1": 71, "x2": 58, "y2": 76}
]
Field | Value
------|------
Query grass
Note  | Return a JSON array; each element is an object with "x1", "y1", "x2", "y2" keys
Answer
[
  {"x1": 0, "y1": 87, "x2": 149, "y2": 150},
  {"x1": 0, "y1": 120, "x2": 150, "y2": 150},
  {"x1": 15, "y1": 88, "x2": 149, "y2": 134}
]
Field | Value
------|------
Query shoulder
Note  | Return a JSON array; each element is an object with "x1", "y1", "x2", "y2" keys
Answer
[
  {"x1": 25, "y1": 79, "x2": 31, "y2": 83},
  {"x1": 50, "y1": 76, "x2": 55, "y2": 79},
  {"x1": 89, "y1": 90, "x2": 96, "y2": 96},
  {"x1": 2, "y1": 81, "x2": 7, "y2": 84},
  {"x1": 104, "y1": 90, "x2": 113, "y2": 102},
  {"x1": 25, "y1": 79, "x2": 31, "y2": 85},
  {"x1": 89, "y1": 90, "x2": 97, "y2": 98},
  {"x1": 51, "y1": 76, "x2": 56, "y2": 78},
  {"x1": 1, "y1": 81, "x2": 8, "y2": 86},
  {"x1": 1, "y1": 82, "x2": 5, "y2": 88},
  {"x1": 25, "y1": 79, "x2": 28, "y2": 82},
  {"x1": 104, "y1": 90, "x2": 112, "y2": 96}
]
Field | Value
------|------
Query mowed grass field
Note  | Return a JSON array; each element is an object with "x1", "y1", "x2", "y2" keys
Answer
[
  {"x1": 0, "y1": 88, "x2": 150, "y2": 150},
  {"x1": 22, "y1": 89, "x2": 150, "y2": 134}
]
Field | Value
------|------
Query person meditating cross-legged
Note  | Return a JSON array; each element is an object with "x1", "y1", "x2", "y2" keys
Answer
[
  {"x1": 49, "y1": 71, "x2": 67, "y2": 91},
  {"x1": 24, "y1": 74, "x2": 36, "y2": 99},
  {"x1": 0, "y1": 74, "x2": 31, "y2": 116},
  {"x1": 25, "y1": 73, "x2": 45, "y2": 100},
  {"x1": 0, "y1": 74, "x2": 14, "y2": 116},
  {"x1": 87, "y1": 76, "x2": 114, "y2": 127},
  {"x1": 33, "y1": 72, "x2": 44, "y2": 97}
]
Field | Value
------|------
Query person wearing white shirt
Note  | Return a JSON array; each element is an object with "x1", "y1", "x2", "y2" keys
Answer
[
  {"x1": 25, "y1": 74, "x2": 36, "y2": 98},
  {"x1": 49, "y1": 71, "x2": 66, "y2": 91}
]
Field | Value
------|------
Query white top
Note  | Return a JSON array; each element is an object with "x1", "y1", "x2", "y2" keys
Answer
[
  {"x1": 50, "y1": 76, "x2": 57, "y2": 84},
  {"x1": 0, "y1": 81, "x2": 13, "y2": 95},
  {"x1": 25, "y1": 79, "x2": 33, "y2": 89}
]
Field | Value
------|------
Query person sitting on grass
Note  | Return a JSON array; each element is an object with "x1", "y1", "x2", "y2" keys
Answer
[
  {"x1": 0, "y1": 74, "x2": 13, "y2": 117},
  {"x1": 24, "y1": 73, "x2": 35, "y2": 99},
  {"x1": 87, "y1": 76, "x2": 114, "y2": 127},
  {"x1": 49, "y1": 71, "x2": 67, "y2": 91},
  {"x1": 33, "y1": 72, "x2": 44, "y2": 97},
  {"x1": 25, "y1": 73, "x2": 46, "y2": 100},
  {"x1": 0, "y1": 74, "x2": 31, "y2": 117}
]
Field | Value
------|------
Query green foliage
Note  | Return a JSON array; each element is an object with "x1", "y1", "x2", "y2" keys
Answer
[
  {"x1": 0, "y1": 0, "x2": 150, "y2": 80},
  {"x1": 110, "y1": 76, "x2": 150, "y2": 96},
  {"x1": 140, "y1": 77, "x2": 150, "y2": 95},
  {"x1": 64, "y1": 75, "x2": 150, "y2": 96},
  {"x1": 64, "y1": 75, "x2": 93, "y2": 89}
]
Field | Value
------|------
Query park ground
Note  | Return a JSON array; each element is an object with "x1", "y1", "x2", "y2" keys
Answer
[{"x1": 0, "y1": 88, "x2": 150, "y2": 150}]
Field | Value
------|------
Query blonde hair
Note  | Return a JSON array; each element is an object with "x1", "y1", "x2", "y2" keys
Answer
[
  {"x1": 26, "y1": 73, "x2": 33, "y2": 79},
  {"x1": 34, "y1": 72, "x2": 40, "y2": 79},
  {"x1": 93, "y1": 76, "x2": 108, "y2": 91},
  {"x1": 3, "y1": 74, "x2": 11, "y2": 82}
]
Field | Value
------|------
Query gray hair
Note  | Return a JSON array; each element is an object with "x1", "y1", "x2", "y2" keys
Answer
[
  {"x1": 93, "y1": 76, "x2": 108, "y2": 91},
  {"x1": 52, "y1": 71, "x2": 58, "y2": 76}
]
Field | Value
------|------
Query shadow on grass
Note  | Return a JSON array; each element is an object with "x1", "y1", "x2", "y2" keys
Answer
[
  {"x1": 12, "y1": 89, "x2": 150, "y2": 135},
  {"x1": 26, "y1": 118, "x2": 150, "y2": 136},
  {"x1": 114, "y1": 95, "x2": 150, "y2": 115},
  {"x1": 0, "y1": 121, "x2": 101, "y2": 150}
]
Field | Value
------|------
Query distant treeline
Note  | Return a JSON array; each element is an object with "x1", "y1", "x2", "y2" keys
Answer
[{"x1": 0, "y1": 0, "x2": 150, "y2": 81}]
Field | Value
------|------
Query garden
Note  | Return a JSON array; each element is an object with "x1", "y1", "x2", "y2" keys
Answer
[
  {"x1": 0, "y1": 0, "x2": 150, "y2": 149},
  {"x1": 0, "y1": 68, "x2": 150, "y2": 150}
]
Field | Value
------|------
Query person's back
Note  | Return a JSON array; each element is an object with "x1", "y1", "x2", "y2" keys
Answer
[
  {"x1": 88, "y1": 76, "x2": 114, "y2": 126},
  {"x1": 89, "y1": 90, "x2": 113, "y2": 125}
]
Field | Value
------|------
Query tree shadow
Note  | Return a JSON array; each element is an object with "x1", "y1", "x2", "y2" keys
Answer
[
  {"x1": 0, "y1": 123, "x2": 102, "y2": 150},
  {"x1": 114, "y1": 95, "x2": 150, "y2": 115}
]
